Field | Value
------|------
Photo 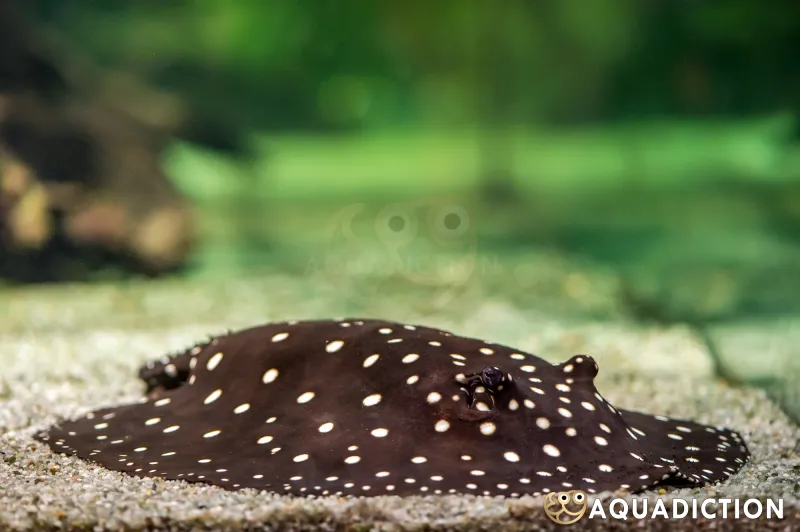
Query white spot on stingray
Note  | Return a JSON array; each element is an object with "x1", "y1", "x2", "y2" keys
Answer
[
  {"x1": 504, "y1": 451, "x2": 520, "y2": 462},
  {"x1": 543, "y1": 444, "x2": 560, "y2": 457},
  {"x1": 524, "y1": 399, "x2": 535, "y2": 409},
  {"x1": 134, "y1": 447, "x2": 147, "y2": 453},
  {"x1": 429, "y1": 341, "x2": 442, "y2": 347},
  {"x1": 363, "y1": 394, "x2": 382, "y2": 407},
  {"x1": 406, "y1": 375, "x2": 419, "y2": 385},
  {"x1": 363, "y1": 354, "x2": 380, "y2": 368},
  {"x1": 371, "y1": 428, "x2": 389, "y2": 438},
  {"x1": 154, "y1": 398, "x2": 171, "y2": 407},
  {"x1": 479, "y1": 422, "x2": 496, "y2": 436},
  {"x1": 94, "y1": 423, "x2": 108, "y2": 430},
  {"x1": 536, "y1": 417, "x2": 550, "y2": 430},
  {"x1": 206, "y1": 352, "x2": 223, "y2": 371},
  {"x1": 234, "y1": 403, "x2": 250, "y2": 414},
  {"x1": 556, "y1": 384, "x2": 570, "y2": 392},
  {"x1": 426, "y1": 392, "x2": 442, "y2": 404},
  {"x1": 530, "y1": 387, "x2": 545, "y2": 395},
  {"x1": 599, "y1": 464, "x2": 613, "y2": 472},
  {"x1": 557, "y1": 408, "x2": 572, "y2": 418},
  {"x1": 376, "y1": 471, "x2": 390, "y2": 477},
  {"x1": 326, "y1": 340, "x2": 344, "y2": 353},
  {"x1": 271, "y1": 332, "x2": 289, "y2": 342},
  {"x1": 470, "y1": 470, "x2": 485, "y2": 476},
  {"x1": 435, "y1": 420, "x2": 450, "y2": 432},
  {"x1": 480, "y1": 348, "x2": 494, "y2": 355},
  {"x1": 599, "y1": 423, "x2": 611, "y2": 433},
  {"x1": 144, "y1": 418, "x2": 160, "y2": 426},
  {"x1": 198, "y1": 459, "x2": 211, "y2": 463},
  {"x1": 163, "y1": 425, "x2": 179, "y2": 433},
  {"x1": 565, "y1": 427, "x2": 577, "y2": 437},
  {"x1": 379, "y1": 328, "x2": 392, "y2": 334},
  {"x1": 257, "y1": 436, "x2": 273, "y2": 444},
  {"x1": 402, "y1": 354, "x2": 420, "y2": 364},
  {"x1": 262, "y1": 368, "x2": 279, "y2": 384},
  {"x1": 520, "y1": 365, "x2": 536, "y2": 373},
  {"x1": 510, "y1": 353, "x2": 525, "y2": 360},
  {"x1": 204, "y1": 389, "x2": 222, "y2": 405},
  {"x1": 319, "y1": 422, "x2": 334, "y2": 433},
  {"x1": 509, "y1": 399, "x2": 519, "y2": 411},
  {"x1": 203, "y1": 430, "x2": 221, "y2": 438},
  {"x1": 594, "y1": 436, "x2": 608, "y2": 446},
  {"x1": 297, "y1": 392, "x2": 315, "y2": 404},
  {"x1": 293, "y1": 454, "x2": 309, "y2": 463},
  {"x1": 581, "y1": 402, "x2": 596, "y2": 411},
  {"x1": 411, "y1": 456, "x2": 427, "y2": 464}
]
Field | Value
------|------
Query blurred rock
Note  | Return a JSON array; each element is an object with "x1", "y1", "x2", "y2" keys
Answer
[{"x1": 0, "y1": 0, "x2": 195, "y2": 282}]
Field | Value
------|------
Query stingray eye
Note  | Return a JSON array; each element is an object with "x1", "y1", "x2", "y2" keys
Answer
[
  {"x1": 480, "y1": 366, "x2": 505, "y2": 389},
  {"x1": 558, "y1": 493, "x2": 570, "y2": 504},
  {"x1": 573, "y1": 492, "x2": 585, "y2": 503}
]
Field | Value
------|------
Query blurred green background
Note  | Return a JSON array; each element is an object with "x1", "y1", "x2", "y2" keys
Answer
[{"x1": 13, "y1": 1, "x2": 800, "y2": 415}]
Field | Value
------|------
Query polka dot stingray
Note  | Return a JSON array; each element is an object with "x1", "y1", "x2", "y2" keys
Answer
[{"x1": 35, "y1": 319, "x2": 750, "y2": 497}]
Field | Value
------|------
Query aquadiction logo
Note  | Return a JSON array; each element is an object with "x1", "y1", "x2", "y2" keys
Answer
[
  {"x1": 544, "y1": 491, "x2": 588, "y2": 524},
  {"x1": 544, "y1": 491, "x2": 785, "y2": 525}
]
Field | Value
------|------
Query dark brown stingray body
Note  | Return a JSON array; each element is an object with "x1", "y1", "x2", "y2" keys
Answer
[{"x1": 35, "y1": 319, "x2": 750, "y2": 497}]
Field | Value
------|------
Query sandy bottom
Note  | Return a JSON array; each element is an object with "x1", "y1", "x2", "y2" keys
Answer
[{"x1": 0, "y1": 279, "x2": 798, "y2": 531}]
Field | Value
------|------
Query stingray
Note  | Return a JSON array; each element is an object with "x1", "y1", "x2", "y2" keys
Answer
[{"x1": 34, "y1": 319, "x2": 750, "y2": 497}]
